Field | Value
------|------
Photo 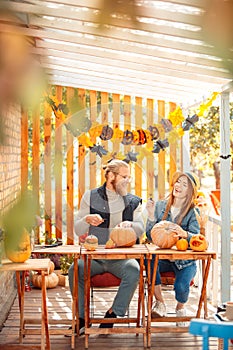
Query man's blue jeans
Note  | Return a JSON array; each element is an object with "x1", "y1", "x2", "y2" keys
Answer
[
  {"x1": 147, "y1": 257, "x2": 197, "y2": 304},
  {"x1": 68, "y1": 258, "x2": 140, "y2": 319}
]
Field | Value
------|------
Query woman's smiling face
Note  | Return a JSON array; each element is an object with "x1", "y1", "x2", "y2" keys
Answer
[{"x1": 173, "y1": 175, "x2": 189, "y2": 199}]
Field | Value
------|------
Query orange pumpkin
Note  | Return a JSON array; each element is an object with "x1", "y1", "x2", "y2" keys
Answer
[
  {"x1": 176, "y1": 238, "x2": 188, "y2": 251},
  {"x1": 5, "y1": 228, "x2": 31, "y2": 263},
  {"x1": 105, "y1": 238, "x2": 116, "y2": 249},
  {"x1": 110, "y1": 226, "x2": 136, "y2": 247},
  {"x1": 84, "y1": 235, "x2": 98, "y2": 251},
  {"x1": 151, "y1": 221, "x2": 179, "y2": 248},
  {"x1": 32, "y1": 272, "x2": 59, "y2": 289},
  {"x1": 190, "y1": 234, "x2": 208, "y2": 251}
]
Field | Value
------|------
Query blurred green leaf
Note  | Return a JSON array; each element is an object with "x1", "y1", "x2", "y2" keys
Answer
[{"x1": 2, "y1": 190, "x2": 37, "y2": 246}]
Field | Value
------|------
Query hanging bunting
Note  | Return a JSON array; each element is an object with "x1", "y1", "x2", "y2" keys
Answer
[
  {"x1": 45, "y1": 91, "x2": 219, "y2": 162},
  {"x1": 90, "y1": 145, "x2": 108, "y2": 157},
  {"x1": 123, "y1": 151, "x2": 139, "y2": 163},
  {"x1": 152, "y1": 139, "x2": 169, "y2": 153},
  {"x1": 160, "y1": 118, "x2": 173, "y2": 132},
  {"x1": 182, "y1": 114, "x2": 199, "y2": 131}
]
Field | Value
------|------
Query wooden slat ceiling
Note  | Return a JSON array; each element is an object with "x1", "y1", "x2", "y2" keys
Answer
[{"x1": 1, "y1": 0, "x2": 233, "y2": 105}]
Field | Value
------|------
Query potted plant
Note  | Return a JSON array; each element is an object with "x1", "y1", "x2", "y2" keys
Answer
[{"x1": 56, "y1": 254, "x2": 74, "y2": 286}]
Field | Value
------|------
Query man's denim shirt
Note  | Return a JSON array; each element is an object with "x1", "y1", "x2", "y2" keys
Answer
[{"x1": 146, "y1": 200, "x2": 200, "y2": 270}]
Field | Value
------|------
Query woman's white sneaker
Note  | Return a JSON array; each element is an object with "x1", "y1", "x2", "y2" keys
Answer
[
  {"x1": 151, "y1": 301, "x2": 166, "y2": 318},
  {"x1": 176, "y1": 308, "x2": 189, "y2": 327}
]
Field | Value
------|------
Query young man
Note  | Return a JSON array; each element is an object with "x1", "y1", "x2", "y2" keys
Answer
[{"x1": 68, "y1": 159, "x2": 144, "y2": 335}]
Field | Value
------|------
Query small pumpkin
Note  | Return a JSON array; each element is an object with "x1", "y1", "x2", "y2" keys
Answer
[
  {"x1": 32, "y1": 272, "x2": 59, "y2": 289},
  {"x1": 84, "y1": 235, "x2": 98, "y2": 251},
  {"x1": 151, "y1": 221, "x2": 179, "y2": 248},
  {"x1": 110, "y1": 226, "x2": 136, "y2": 248},
  {"x1": 4, "y1": 228, "x2": 31, "y2": 263},
  {"x1": 190, "y1": 234, "x2": 208, "y2": 251},
  {"x1": 176, "y1": 238, "x2": 188, "y2": 251}
]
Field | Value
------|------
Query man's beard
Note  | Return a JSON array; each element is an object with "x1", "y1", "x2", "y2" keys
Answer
[{"x1": 115, "y1": 181, "x2": 127, "y2": 196}]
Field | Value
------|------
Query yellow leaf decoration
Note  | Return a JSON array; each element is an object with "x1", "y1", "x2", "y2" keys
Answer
[
  {"x1": 177, "y1": 127, "x2": 185, "y2": 138},
  {"x1": 89, "y1": 124, "x2": 103, "y2": 142},
  {"x1": 197, "y1": 92, "x2": 219, "y2": 117},
  {"x1": 78, "y1": 134, "x2": 94, "y2": 147},
  {"x1": 112, "y1": 126, "x2": 124, "y2": 141},
  {"x1": 167, "y1": 107, "x2": 185, "y2": 127}
]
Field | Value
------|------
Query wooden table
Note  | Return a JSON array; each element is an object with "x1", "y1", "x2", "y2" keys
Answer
[
  {"x1": 32, "y1": 245, "x2": 80, "y2": 349},
  {"x1": 81, "y1": 244, "x2": 148, "y2": 349},
  {"x1": 0, "y1": 258, "x2": 51, "y2": 350},
  {"x1": 146, "y1": 245, "x2": 216, "y2": 348}
]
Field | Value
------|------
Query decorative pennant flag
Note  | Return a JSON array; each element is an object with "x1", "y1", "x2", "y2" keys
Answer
[
  {"x1": 152, "y1": 139, "x2": 169, "y2": 153},
  {"x1": 123, "y1": 151, "x2": 139, "y2": 163},
  {"x1": 100, "y1": 125, "x2": 114, "y2": 140},
  {"x1": 90, "y1": 145, "x2": 108, "y2": 157},
  {"x1": 148, "y1": 125, "x2": 160, "y2": 140},
  {"x1": 160, "y1": 118, "x2": 173, "y2": 132},
  {"x1": 121, "y1": 130, "x2": 134, "y2": 145},
  {"x1": 182, "y1": 114, "x2": 199, "y2": 131}
]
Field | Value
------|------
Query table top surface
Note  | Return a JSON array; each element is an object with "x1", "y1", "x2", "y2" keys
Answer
[
  {"x1": 33, "y1": 244, "x2": 81, "y2": 255},
  {"x1": 0, "y1": 258, "x2": 51, "y2": 272},
  {"x1": 145, "y1": 244, "x2": 216, "y2": 259},
  {"x1": 81, "y1": 244, "x2": 148, "y2": 257}
]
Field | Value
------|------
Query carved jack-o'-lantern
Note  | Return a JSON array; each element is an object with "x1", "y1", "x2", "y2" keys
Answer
[{"x1": 190, "y1": 234, "x2": 208, "y2": 252}]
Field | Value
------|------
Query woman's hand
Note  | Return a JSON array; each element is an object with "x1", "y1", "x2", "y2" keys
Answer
[
  {"x1": 146, "y1": 198, "x2": 155, "y2": 220},
  {"x1": 85, "y1": 214, "x2": 104, "y2": 226},
  {"x1": 170, "y1": 223, "x2": 188, "y2": 239}
]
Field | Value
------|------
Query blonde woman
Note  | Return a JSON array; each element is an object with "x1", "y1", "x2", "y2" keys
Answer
[{"x1": 145, "y1": 171, "x2": 200, "y2": 325}]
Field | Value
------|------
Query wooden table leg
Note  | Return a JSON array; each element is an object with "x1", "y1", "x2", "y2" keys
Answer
[
  {"x1": 71, "y1": 255, "x2": 78, "y2": 349},
  {"x1": 84, "y1": 255, "x2": 91, "y2": 349},
  {"x1": 41, "y1": 271, "x2": 50, "y2": 350},
  {"x1": 147, "y1": 257, "x2": 154, "y2": 349},
  {"x1": 196, "y1": 258, "x2": 211, "y2": 319},
  {"x1": 139, "y1": 256, "x2": 146, "y2": 348},
  {"x1": 16, "y1": 271, "x2": 24, "y2": 343}
]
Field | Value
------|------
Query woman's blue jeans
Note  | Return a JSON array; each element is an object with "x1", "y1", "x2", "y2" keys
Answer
[
  {"x1": 68, "y1": 258, "x2": 140, "y2": 319},
  {"x1": 146, "y1": 256, "x2": 197, "y2": 304}
]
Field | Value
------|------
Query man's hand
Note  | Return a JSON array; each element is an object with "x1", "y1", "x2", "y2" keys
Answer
[
  {"x1": 85, "y1": 214, "x2": 104, "y2": 226},
  {"x1": 146, "y1": 198, "x2": 155, "y2": 220},
  {"x1": 115, "y1": 179, "x2": 128, "y2": 196}
]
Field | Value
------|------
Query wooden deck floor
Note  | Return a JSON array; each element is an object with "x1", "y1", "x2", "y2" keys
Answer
[{"x1": 0, "y1": 281, "x2": 225, "y2": 350}]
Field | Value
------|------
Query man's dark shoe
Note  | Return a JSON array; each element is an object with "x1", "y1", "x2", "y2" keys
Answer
[
  {"x1": 99, "y1": 310, "x2": 117, "y2": 328},
  {"x1": 65, "y1": 317, "x2": 85, "y2": 336}
]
